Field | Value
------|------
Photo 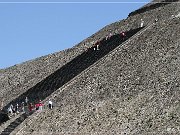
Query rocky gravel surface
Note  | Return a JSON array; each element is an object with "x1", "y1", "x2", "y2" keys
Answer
[
  {"x1": 14, "y1": 12, "x2": 180, "y2": 135},
  {"x1": 0, "y1": 0, "x2": 179, "y2": 108},
  {"x1": 0, "y1": 1, "x2": 180, "y2": 134}
]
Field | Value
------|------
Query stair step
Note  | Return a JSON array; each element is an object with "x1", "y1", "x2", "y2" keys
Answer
[
  {"x1": 8, "y1": 124, "x2": 18, "y2": 128},
  {"x1": 0, "y1": 26, "x2": 149, "y2": 135},
  {"x1": 3, "y1": 128, "x2": 14, "y2": 131},
  {"x1": 14, "y1": 121, "x2": 21, "y2": 125},
  {"x1": 0, "y1": 114, "x2": 26, "y2": 135},
  {"x1": 5, "y1": 126, "x2": 15, "y2": 130},
  {"x1": 0, "y1": 131, "x2": 10, "y2": 135},
  {"x1": 11, "y1": 122, "x2": 19, "y2": 125},
  {"x1": 3, "y1": 129, "x2": 12, "y2": 132},
  {"x1": 15, "y1": 120, "x2": 23, "y2": 123}
]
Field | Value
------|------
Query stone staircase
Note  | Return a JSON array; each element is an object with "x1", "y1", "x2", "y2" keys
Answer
[
  {"x1": 9, "y1": 23, "x2": 156, "y2": 135},
  {"x1": 1, "y1": 0, "x2": 179, "y2": 113},
  {"x1": 2, "y1": 27, "x2": 144, "y2": 111},
  {"x1": 0, "y1": 113, "x2": 27, "y2": 135},
  {"x1": 12, "y1": 17, "x2": 180, "y2": 135},
  {"x1": 0, "y1": 25, "x2": 152, "y2": 135},
  {"x1": 0, "y1": 1, "x2": 179, "y2": 134}
]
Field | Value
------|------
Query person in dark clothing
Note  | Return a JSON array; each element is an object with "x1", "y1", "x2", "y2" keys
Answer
[
  {"x1": 21, "y1": 102, "x2": 25, "y2": 112},
  {"x1": 15, "y1": 103, "x2": 19, "y2": 114},
  {"x1": 28, "y1": 103, "x2": 34, "y2": 112},
  {"x1": 120, "y1": 31, "x2": 126, "y2": 41},
  {"x1": 25, "y1": 97, "x2": 28, "y2": 106},
  {"x1": 35, "y1": 103, "x2": 39, "y2": 111},
  {"x1": 94, "y1": 40, "x2": 101, "y2": 50}
]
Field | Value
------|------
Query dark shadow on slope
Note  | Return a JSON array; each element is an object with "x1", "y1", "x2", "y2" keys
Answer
[
  {"x1": 0, "y1": 111, "x2": 9, "y2": 126},
  {"x1": 2, "y1": 27, "x2": 144, "y2": 114},
  {"x1": 128, "y1": 0, "x2": 179, "y2": 17},
  {"x1": 0, "y1": 113, "x2": 27, "y2": 135}
]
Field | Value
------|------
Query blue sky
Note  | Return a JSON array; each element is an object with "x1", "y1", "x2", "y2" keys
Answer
[{"x1": 0, "y1": 0, "x2": 151, "y2": 69}]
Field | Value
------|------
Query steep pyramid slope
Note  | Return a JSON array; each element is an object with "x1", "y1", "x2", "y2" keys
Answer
[
  {"x1": 0, "y1": 44, "x2": 86, "y2": 107},
  {"x1": 0, "y1": 0, "x2": 180, "y2": 135},
  {"x1": 0, "y1": 0, "x2": 179, "y2": 109},
  {"x1": 0, "y1": 23, "x2": 145, "y2": 135},
  {"x1": 14, "y1": 16, "x2": 180, "y2": 135}
]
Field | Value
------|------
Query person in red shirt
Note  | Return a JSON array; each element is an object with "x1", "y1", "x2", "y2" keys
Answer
[
  {"x1": 28, "y1": 103, "x2": 34, "y2": 112},
  {"x1": 35, "y1": 103, "x2": 39, "y2": 111}
]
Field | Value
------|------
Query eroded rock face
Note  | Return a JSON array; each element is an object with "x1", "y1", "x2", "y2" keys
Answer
[{"x1": 1, "y1": 1, "x2": 180, "y2": 135}]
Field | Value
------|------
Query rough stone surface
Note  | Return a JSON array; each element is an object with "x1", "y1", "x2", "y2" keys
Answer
[
  {"x1": 0, "y1": 0, "x2": 180, "y2": 108},
  {"x1": 13, "y1": 16, "x2": 180, "y2": 135},
  {"x1": 0, "y1": 1, "x2": 180, "y2": 135},
  {"x1": 1, "y1": 0, "x2": 179, "y2": 108}
]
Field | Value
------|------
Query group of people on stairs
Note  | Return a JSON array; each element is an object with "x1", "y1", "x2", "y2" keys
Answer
[
  {"x1": 7, "y1": 97, "x2": 53, "y2": 118},
  {"x1": 84, "y1": 18, "x2": 148, "y2": 52},
  {"x1": 88, "y1": 17, "x2": 163, "y2": 52},
  {"x1": 3, "y1": 16, "x2": 164, "y2": 123}
]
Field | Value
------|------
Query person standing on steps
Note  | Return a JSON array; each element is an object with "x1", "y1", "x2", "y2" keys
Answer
[
  {"x1": 106, "y1": 32, "x2": 113, "y2": 40},
  {"x1": 48, "y1": 99, "x2": 53, "y2": 109},
  {"x1": 96, "y1": 41, "x2": 100, "y2": 50},
  {"x1": 120, "y1": 31, "x2": 126, "y2": 41},
  {"x1": 28, "y1": 103, "x2": 34, "y2": 113},
  {"x1": 93, "y1": 40, "x2": 99, "y2": 50},
  {"x1": 94, "y1": 39, "x2": 101, "y2": 51},
  {"x1": 24, "y1": 97, "x2": 29, "y2": 114},
  {"x1": 12, "y1": 105, "x2": 16, "y2": 116},
  {"x1": 21, "y1": 102, "x2": 25, "y2": 112},
  {"x1": 35, "y1": 102, "x2": 39, "y2": 111},
  {"x1": 8, "y1": 104, "x2": 13, "y2": 115},
  {"x1": 109, "y1": 32, "x2": 113, "y2": 40},
  {"x1": 140, "y1": 19, "x2": 144, "y2": 27},
  {"x1": 25, "y1": 97, "x2": 28, "y2": 106},
  {"x1": 15, "y1": 103, "x2": 19, "y2": 114},
  {"x1": 38, "y1": 100, "x2": 43, "y2": 112},
  {"x1": 105, "y1": 34, "x2": 109, "y2": 40}
]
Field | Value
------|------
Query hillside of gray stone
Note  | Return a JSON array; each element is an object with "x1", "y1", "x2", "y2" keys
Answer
[
  {"x1": 0, "y1": 0, "x2": 180, "y2": 134},
  {"x1": 15, "y1": 16, "x2": 180, "y2": 135},
  {"x1": 0, "y1": 0, "x2": 179, "y2": 110},
  {"x1": 128, "y1": 0, "x2": 179, "y2": 16},
  {"x1": 2, "y1": 27, "x2": 143, "y2": 112}
]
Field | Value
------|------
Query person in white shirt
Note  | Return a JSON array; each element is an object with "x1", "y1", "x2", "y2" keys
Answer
[
  {"x1": 140, "y1": 19, "x2": 144, "y2": 27},
  {"x1": 48, "y1": 99, "x2": 53, "y2": 109},
  {"x1": 8, "y1": 105, "x2": 13, "y2": 114}
]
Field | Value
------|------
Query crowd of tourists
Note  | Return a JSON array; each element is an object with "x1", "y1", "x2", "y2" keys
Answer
[
  {"x1": 88, "y1": 18, "x2": 146, "y2": 51},
  {"x1": 7, "y1": 97, "x2": 53, "y2": 117},
  {"x1": 6, "y1": 18, "x2": 160, "y2": 119},
  {"x1": 89, "y1": 30, "x2": 127, "y2": 51}
]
